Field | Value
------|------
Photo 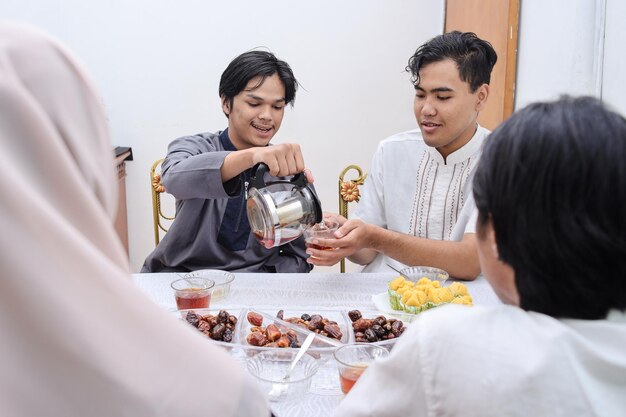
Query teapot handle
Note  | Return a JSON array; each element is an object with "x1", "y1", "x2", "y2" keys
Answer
[{"x1": 250, "y1": 163, "x2": 308, "y2": 189}]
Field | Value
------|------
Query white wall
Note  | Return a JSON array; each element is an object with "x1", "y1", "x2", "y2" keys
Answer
[
  {"x1": 4, "y1": 0, "x2": 623, "y2": 272},
  {"x1": 514, "y1": 0, "x2": 625, "y2": 115},
  {"x1": 514, "y1": 0, "x2": 605, "y2": 110},
  {"x1": 1, "y1": 0, "x2": 444, "y2": 272},
  {"x1": 602, "y1": 0, "x2": 626, "y2": 115}
]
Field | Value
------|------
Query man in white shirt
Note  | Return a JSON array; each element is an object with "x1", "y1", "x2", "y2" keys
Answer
[{"x1": 307, "y1": 31, "x2": 497, "y2": 279}]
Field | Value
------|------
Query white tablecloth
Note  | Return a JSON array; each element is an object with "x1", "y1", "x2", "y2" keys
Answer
[{"x1": 132, "y1": 272, "x2": 500, "y2": 417}]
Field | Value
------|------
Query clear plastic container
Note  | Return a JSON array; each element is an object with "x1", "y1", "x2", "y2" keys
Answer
[
  {"x1": 246, "y1": 350, "x2": 320, "y2": 402},
  {"x1": 183, "y1": 269, "x2": 235, "y2": 300}
]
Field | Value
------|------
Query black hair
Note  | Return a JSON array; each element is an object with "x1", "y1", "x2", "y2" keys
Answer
[
  {"x1": 473, "y1": 96, "x2": 626, "y2": 319},
  {"x1": 218, "y1": 50, "x2": 298, "y2": 116},
  {"x1": 407, "y1": 31, "x2": 497, "y2": 92}
]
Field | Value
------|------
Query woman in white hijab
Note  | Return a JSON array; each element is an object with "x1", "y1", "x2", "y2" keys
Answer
[{"x1": 0, "y1": 22, "x2": 270, "y2": 417}]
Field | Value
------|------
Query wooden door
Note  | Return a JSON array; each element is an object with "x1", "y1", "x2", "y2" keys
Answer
[{"x1": 445, "y1": 0, "x2": 520, "y2": 130}]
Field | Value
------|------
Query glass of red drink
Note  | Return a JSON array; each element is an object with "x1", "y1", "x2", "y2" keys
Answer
[
  {"x1": 170, "y1": 277, "x2": 215, "y2": 310},
  {"x1": 304, "y1": 219, "x2": 339, "y2": 251},
  {"x1": 333, "y1": 343, "x2": 389, "y2": 394}
]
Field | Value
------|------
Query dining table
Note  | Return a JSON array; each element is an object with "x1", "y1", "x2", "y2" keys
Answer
[{"x1": 132, "y1": 271, "x2": 501, "y2": 417}]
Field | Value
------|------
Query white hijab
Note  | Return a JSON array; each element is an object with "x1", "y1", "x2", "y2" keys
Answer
[{"x1": 0, "y1": 22, "x2": 269, "y2": 417}]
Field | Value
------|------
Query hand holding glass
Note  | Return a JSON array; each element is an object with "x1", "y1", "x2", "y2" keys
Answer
[{"x1": 304, "y1": 219, "x2": 339, "y2": 251}]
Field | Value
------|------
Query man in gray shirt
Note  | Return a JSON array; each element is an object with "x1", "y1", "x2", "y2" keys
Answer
[{"x1": 142, "y1": 51, "x2": 312, "y2": 273}]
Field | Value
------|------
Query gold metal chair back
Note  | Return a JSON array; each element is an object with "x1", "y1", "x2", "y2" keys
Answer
[
  {"x1": 150, "y1": 158, "x2": 175, "y2": 245},
  {"x1": 338, "y1": 164, "x2": 367, "y2": 272}
]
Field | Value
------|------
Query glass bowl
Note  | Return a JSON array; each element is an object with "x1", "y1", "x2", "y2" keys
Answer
[
  {"x1": 178, "y1": 308, "x2": 243, "y2": 352},
  {"x1": 400, "y1": 266, "x2": 449, "y2": 284},
  {"x1": 239, "y1": 309, "x2": 343, "y2": 365},
  {"x1": 342, "y1": 309, "x2": 413, "y2": 351},
  {"x1": 246, "y1": 350, "x2": 320, "y2": 402},
  {"x1": 184, "y1": 269, "x2": 235, "y2": 300}
]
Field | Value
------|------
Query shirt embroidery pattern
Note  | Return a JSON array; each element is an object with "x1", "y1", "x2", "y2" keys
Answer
[
  {"x1": 445, "y1": 161, "x2": 469, "y2": 240},
  {"x1": 408, "y1": 151, "x2": 436, "y2": 237},
  {"x1": 409, "y1": 153, "x2": 474, "y2": 239}
]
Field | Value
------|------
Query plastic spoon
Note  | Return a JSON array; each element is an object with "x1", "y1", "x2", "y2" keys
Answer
[
  {"x1": 268, "y1": 332, "x2": 316, "y2": 398},
  {"x1": 386, "y1": 263, "x2": 410, "y2": 280}
]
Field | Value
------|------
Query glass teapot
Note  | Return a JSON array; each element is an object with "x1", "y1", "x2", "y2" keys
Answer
[{"x1": 246, "y1": 163, "x2": 322, "y2": 248}]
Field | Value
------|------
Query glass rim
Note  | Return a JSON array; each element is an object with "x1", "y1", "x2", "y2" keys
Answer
[
  {"x1": 399, "y1": 265, "x2": 449, "y2": 282},
  {"x1": 184, "y1": 269, "x2": 235, "y2": 285},
  {"x1": 314, "y1": 219, "x2": 339, "y2": 230},
  {"x1": 305, "y1": 219, "x2": 340, "y2": 237},
  {"x1": 246, "y1": 352, "x2": 319, "y2": 384},
  {"x1": 332, "y1": 342, "x2": 389, "y2": 367},
  {"x1": 170, "y1": 277, "x2": 215, "y2": 291}
]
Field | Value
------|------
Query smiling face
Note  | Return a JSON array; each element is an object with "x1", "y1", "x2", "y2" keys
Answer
[
  {"x1": 414, "y1": 59, "x2": 489, "y2": 159},
  {"x1": 222, "y1": 73, "x2": 286, "y2": 150}
]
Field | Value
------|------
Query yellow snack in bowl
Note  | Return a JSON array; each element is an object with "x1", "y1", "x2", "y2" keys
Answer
[
  {"x1": 405, "y1": 294, "x2": 421, "y2": 307},
  {"x1": 436, "y1": 287, "x2": 455, "y2": 303},
  {"x1": 414, "y1": 284, "x2": 431, "y2": 292},
  {"x1": 414, "y1": 290, "x2": 428, "y2": 305},
  {"x1": 389, "y1": 276, "x2": 406, "y2": 291},
  {"x1": 417, "y1": 277, "x2": 432, "y2": 286},
  {"x1": 451, "y1": 295, "x2": 473, "y2": 305},
  {"x1": 388, "y1": 272, "x2": 473, "y2": 313},
  {"x1": 449, "y1": 282, "x2": 469, "y2": 296},
  {"x1": 429, "y1": 289, "x2": 445, "y2": 304},
  {"x1": 422, "y1": 286, "x2": 436, "y2": 299},
  {"x1": 460, "y1": 295, "x2": 473, "y2": 304},
  {"x1": 397, "y1": 284, "x2": 415, "y2": 296}
]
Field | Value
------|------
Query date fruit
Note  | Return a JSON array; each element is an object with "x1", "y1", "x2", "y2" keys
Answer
[
  {"x1": 348, "y1": 309, "x2": 406, "y2": 343},
  {"x1": 284, "y1": 311, "x2": 343, "y2": 341},
  {"x1": 184, "y1": 310, "x2": 238, "y2": 343},
  {"x1": 247, "y1": 311, "x2": 264, "y2": 327}
]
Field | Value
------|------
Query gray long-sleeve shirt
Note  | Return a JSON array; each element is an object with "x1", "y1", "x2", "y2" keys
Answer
[{"x1": 141, "y1": 130, "x2": 312, "y2": 273}]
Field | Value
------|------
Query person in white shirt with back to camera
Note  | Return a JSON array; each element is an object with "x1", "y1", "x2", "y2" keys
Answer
[{"x1": 332, "y1": 96, "x2": 626, "y2": 417}]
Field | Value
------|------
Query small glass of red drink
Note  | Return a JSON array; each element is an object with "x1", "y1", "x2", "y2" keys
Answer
[
  {"x1": 333, "y1": 343, "x2": 389, "y2": 394},
  {"x1": 170, "y1": 277, "x2": 215, "y2": 310},
  {"x1": 304, "y1": 219, "x2": 339, "y2": 251}
]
